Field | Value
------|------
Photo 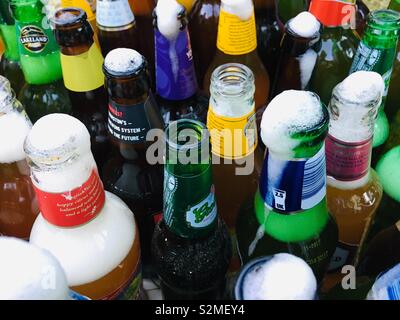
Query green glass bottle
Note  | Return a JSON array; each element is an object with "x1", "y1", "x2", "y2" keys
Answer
[
  {"x1": 309, "y1": 0, "x2": 360, "y2": 106},
  {"x1": 10, "y1": 0, "x2": 71, "y2": 123},
  {"x1": 0, "y1": 0, "x2": 24, "y2": 94},
  {"x1": 349, "y1": 10, "x2": 400, "y2": 158},
  {"x1": 152, "y1": 119, "x2": 232, "y2": 299},
  {"x1": 236, "y1": 90, "x2": 338, "y2": 283}
]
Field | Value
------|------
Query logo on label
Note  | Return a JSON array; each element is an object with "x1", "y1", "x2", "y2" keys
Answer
[
  {"x1": 186, "y1": 186, "x2": 217, "y2": 228},
  {"x1": 20, "y1": 25, "x2": 49, "y2": 53}
]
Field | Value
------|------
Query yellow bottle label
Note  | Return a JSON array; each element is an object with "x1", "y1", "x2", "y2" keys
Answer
[
  {"x1": 207, "y1": 106, "x2": 258, "y2": 159},
  {"x1": 216, "y1": 9, "x2": 257, "y2": 56},
  {"x1": 60, "y1": 44, "x2": 104, "y2": 92},
  {"x1": 61, "y1": 0, "x2": 96, "y2": 21}
]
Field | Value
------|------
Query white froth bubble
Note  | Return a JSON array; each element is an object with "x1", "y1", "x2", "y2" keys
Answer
[
  {"x1": 104, "y1": 48, "x2": 144, "y2": 74},
  {"x1": 288, "y1": 12, "x2": 320, "y2": 38},
  {"x1": 242, "y1": 253, "x2": 317, "y2": 300},
  {"x1": 298, "y1": 49, "x2": 318, "y2": 89},
  {"x1": 221, "y1": 0, "x2": 254, "y2": 21},
  {"x1": 30, "y1": 192, "x2": 136, "y2": 287},
  {"x1": 261, "y1": 90, "x2": 324, "y2": 155},
  {"x1": 156, "y1": 0, "x2": 184, "y2": 40},
  {"x1": 0, "y1": 237, "x2": 70, "y2": 300}
]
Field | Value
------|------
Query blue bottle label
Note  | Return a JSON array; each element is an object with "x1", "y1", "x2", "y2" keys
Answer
[
  {"x1": 387, "y1": 280, "x2": 400, "y2": 300},
  {"x1": 260, "y1": 146, "x2": 326, "y2": 213},
  {"x1": 155, "y1": 28, "x2": 198, "y2": 100}
]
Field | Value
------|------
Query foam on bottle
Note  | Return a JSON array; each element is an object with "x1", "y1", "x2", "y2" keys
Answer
[
  {"x1": 329, "y1": 71, "x2": 384, "y2": 143},
  {"x1": 155, "y1": 0, "x2": 184, "y2": 40},
  {"x1": 221, "y1": 0, "x2": 254, "y2": 21},
  {"x1": 288, "y1": 12, "x2": 320, "y2": 38},
  {"x1": 242, "y1": 253, "x2": 317, "y2": 300},
  {"x1": 261, "y1": 90, "x2": 324, "y2": 156},
  {"x1": 298, "y1": 49, "x2": 318, "y2": 89},
  {"x1": 0, "y1": 237, "x2": 70, "y2": 300},
  {"x1": 104, "y1": 48, "x2": 144, "y2": 74}
]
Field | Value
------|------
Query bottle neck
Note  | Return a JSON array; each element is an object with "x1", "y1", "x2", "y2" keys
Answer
[
  {"x1": 155, "y1": 27, "x2": 198, "y2": 101},
  {"x1": 96, "y1": 0, "x2": 135, "y2": 30},
  {"x1": 309, "y1": 0, "x2": 356, "y2": 28},
  {"x1": 278, "y1": 0, "x2": 308, "y2": 25},
  {"x1": 11, "y1": 1, "x2": 43, "y2": 23}
]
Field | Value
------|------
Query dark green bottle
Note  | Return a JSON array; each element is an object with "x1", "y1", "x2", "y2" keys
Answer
[
  {"x1": 10, "y1": 0, "x2": 71, "y2": 123},
  {"x1": 276, "y1": 0, "x2": 309, "y2": 29},
  {"x1": 152, "y1": 119, "x2": 232, "y2": 299}
]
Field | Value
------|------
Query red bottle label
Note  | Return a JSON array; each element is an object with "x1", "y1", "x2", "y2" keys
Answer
[
  {"x1": 309, "y1": 0, "x2": 356, "y2": 27},
  {"x1": 33, "y1": 170, "x2": 105, "y2": 227},
  {"x1": 325, "y1": 134, "x2": 372, "y2": 181},
  {"x1": 153, "y1": 211, "x2": 163, "y2": 225}
]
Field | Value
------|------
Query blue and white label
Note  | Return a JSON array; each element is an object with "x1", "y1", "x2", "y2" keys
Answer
[
  {"x1": 387, "y1": 280, "x2": 400, "y2": 300},
  {"x1": 260, "y1": 146, "x2": 326, "y2": 213}
]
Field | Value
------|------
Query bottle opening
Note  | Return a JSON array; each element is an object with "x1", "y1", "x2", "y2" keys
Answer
[
  {"x1": 52, "y1": 7, "x2": 87, "y2": 28},
  {"x1": 103, "y1": 48, "x2": 145, "y2": 78},
  {"x1": 369, "y1": 9, "x2": 400, "y2": 31},
  {"x1": 166, "y1": 119, "x2": 209, "y2": 152}
]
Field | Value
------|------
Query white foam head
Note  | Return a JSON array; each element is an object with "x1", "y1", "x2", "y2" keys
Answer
[
  {"x1": 156, "y1": 0, "x2": 184, "y2": 40},
  {"x1": 221, "y1": 0, "x2": 254, "y2": 21},
  {"x1": 261, "y1": 90, "x2": 324, "y2": 155},
  {"x1": 298, "y1": 49, "x2": 318, "y2": 89},
  {"x1": 0, "y1": 237, "x2": 70, "y2": 300},
  {"x1": 242, "y1": 253, "x2": 317, "y2": 300},
  {"x1": 288, "y1": 12, "x2": 320, "y2": 38},
  {"x1": 329, "y1": 71, "x2": 384, "y2": 142},
  {"x1": 104, "y1": 48, "x2": 144, "y2": 74}
]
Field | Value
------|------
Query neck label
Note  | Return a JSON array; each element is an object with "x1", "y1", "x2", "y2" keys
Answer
[
  {"x1": 216, "y1": 9, "x2": 257, "y2": 55},
  {"x1": 17, "y1": 23, "x2": 58, "y2": 56},
  {"x1": 260, "y1": 146, "x2": 326, "y2": 213},
  {"x1": 325, "y1": 134, "x2": 372, "y2": 181},
  {"x1": 309, "y1": 0, "x2": 355, "y2": 27},
  {"x1": 155, "y1": 29, "x2": 198, "y2": 100},
  {"x1": 96, "y1": 0, "x2": 135, "y2": 28},
  {"x1": 32, "y1": 169, "x2": 105, "y2": 227}
]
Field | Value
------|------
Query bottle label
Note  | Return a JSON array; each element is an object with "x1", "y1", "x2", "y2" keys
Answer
[
  {"x1": 325, "y1": 134, "x2": 372, "y2": 181},
  {"x1": 260, "y1": 146, "x2": 326, "y2": 213},
  {"x1": 61, "y1": 0, "x2": 96, "y2": 21},
  {"x1": 216, "y1": 9, "x2": 257, "y2": 55},
  {"x1": 207, "y1": 107, "x2": 258, "y2": 159},
  {"x1": 60, "y1": 43, "x2": 104, "y2": 92},
  {"x1": 309, "y1": 0, "x2": 355, "y2": 27},
  {"x1": 107, "y1": 97, "x2": 153, "y2": 144},
  {"x1": 17, "y1": 23, "x2": 59, "y2": 56},
  {"x1": 387, "y1": 280, "x2": 400, "y2": 300},
  {"x1": 96, "y1": 0, "x2": 135, "y2": 28},
  {"x1": 163, "y1": 167, "x2": 217, "y2": 238},
  {"x1": 32, "y1": 169, "x2": 105, "y2": 227},
  {"x1": 327, "y1": 241, "x2": 358, "y2": 272},
  {"x1": 155, "y1": 29, "x2": 198, "y2": 100}
]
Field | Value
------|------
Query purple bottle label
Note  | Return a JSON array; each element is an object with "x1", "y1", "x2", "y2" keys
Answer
[{"x1": 155, "y1": 28, "x2": 198, "y2": 100}]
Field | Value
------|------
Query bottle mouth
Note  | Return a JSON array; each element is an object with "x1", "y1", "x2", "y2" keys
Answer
[
  {"x1": 103, "y1": 48, "x2": 146, "y2": 78},
  {"x1": 51, "y1": 7, "x2": 87, "y2": 28},
  {"x1": 166, "y1": 119, "x2": 209, "y2": 153},
  {"x1": 368, "y1": 9, "x2": 400, "y2": 31}
]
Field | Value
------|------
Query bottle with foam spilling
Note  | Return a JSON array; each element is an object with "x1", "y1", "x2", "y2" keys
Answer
[
  {"x1": 236, "y1": 90, "x2": 338, "y2": 283},
  {"x1": 0, "y1": 75, "x2": 39, "y2": 239},
  {"x1": 26, "y1": 113, "x2": 143, "y2": 300},
  {"x1": 324, "y1": 71, "x2": 384, "y2": 291}
]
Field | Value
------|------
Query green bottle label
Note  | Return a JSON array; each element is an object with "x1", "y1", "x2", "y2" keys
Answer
[
  {"x1": 17, "y1": 23, "x2": 58, "y2": 56},
  {"x1": 163, "y1": 166, "x2": 217, "y2": 238}
]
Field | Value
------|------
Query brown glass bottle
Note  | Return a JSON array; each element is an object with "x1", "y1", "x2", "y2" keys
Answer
[
  {"x1": 52, "y1": 7, "x2": 110, "y2": 173},
  {"x1": 356, "y1": 0, "x2": 370, "y2": 36},
  {"x1": 102, "y1": 48, "x2": 164, "y2": 276}
]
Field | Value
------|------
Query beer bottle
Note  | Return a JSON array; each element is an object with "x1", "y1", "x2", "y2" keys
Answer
[
  {"x1": 236, "y1": 90, "x2": 338, "y2": 283},
  {"x1": 154, "y1": 0, "x2": 208, "y2": 124},
  {"x1": 102, "y1": 48, "x2": 164, "y2": 276},
  {"x1": 189, "y1": 0, "x2": 220, "y2": 89},
  {"x1": 152, "y1": 119, "x2": 232, "y2": 299},
  {"x1": 349, "y1": 10, "x2": 400, "y2": 161},
  {"x1": 276, "y1": 0, "x2": 309, "y2": 30},
  {"x1": 272, "y1": 11, "x2": 321, "y2": 98},
  {"x1": 309, "y1": 0, "x2": 360, "y2": 106},
  {"x1": 0, "y1": 0, "x2": 24, "y2": 94},
  {"x1": 0, "y1": 76, "x2": 39, "y2": 240},
  {"x1": 323, "y1": 71, "x2": 384, "y2": 291},
  {"x1": 27, "y1": 114, "x2": 143, "y2": 300},
  {"x1": 60, "y1": 0, "x2": 97, "y2": 32},
  {"x1": 52, "y1": 7, "x2": 109, "y2": 172},
  {"x1": 10, "y1": 0, "x2": 72, "y2": 123},
  {"x1": 234, "y1": 254, "x2": 317, "y2": 300},
  {"x1": 204, "y1": 0, "x2": 270, "y2": 110},
  {"x1": 96, "y1": 0, "x2": 139, "y2": 57}
]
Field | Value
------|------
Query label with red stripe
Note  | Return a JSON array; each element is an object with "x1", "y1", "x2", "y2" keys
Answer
[{"x1": 309, "y1": 0, "x2": 356, "y2": 27}]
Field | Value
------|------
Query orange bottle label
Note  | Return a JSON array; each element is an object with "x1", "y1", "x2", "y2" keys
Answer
[
  {"x1": 216, "y1": 9, "x2": 257, "y2": 55},
  {"x1": 207, "y1": 106, "x2": 258, "y2": 159},
  {"x1": 61, "y1": 0, "x2": 96, "y2": 21},
  {"x1": 309, "y1": 0, "x2": 356, "y2": 27}
]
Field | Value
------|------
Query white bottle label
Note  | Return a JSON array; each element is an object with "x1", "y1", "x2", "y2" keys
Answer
[{"x1": 96, "y1": 0, "x2": 135, "y2": 28}]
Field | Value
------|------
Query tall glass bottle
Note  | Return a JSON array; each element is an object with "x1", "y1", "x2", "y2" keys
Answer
[
  {"x1": 27, "y1": 113, "x2": 143, "y2": 300},
  {"x1": 204, "y1": 0, "x2": 270, "y2": 111},
  {"x1": 102, "y1": 48, "x2": 164, "y2": 276},
  {"x1": 324, "y1": 71, "x2": 384, "y2": 290},
  {"x1": 271, "y1": 11, "x2": 321, "y2": 98},
  {"x1": 309, "y1": 0, "x2": 360, "y2": 106},
  {"x1": 154, "y1": 0, "x2": 208, "y2": 124},
  {"x1": 189, "y1": 0, "x2": 220, "y2": 89},
  {"x1": 276, "y1": 0, "x2": 309, "y2": 30},
  {"x1": 10, "y1": 0, "x2": 72, "y2": 123},
  {"x1": 52, "y1": 7, "x2": 109, "y2": 173},
  {"x1": 60, "y1": 0, "x2": 97, "y2": 32},
  {"x1": 236, "y1": 90, "x2": 338, "y2": 283},
  {"x1": 349, "y1": 10, "x2": 400, "y2": 160},
  {"x1": 152, "y1": 119, "x2": 232, "y2": 299},
  {"x1": 96, "y1": 0, "x2": 139, "y2": 57},
  {"x1": 0, "y1": 0, "x2": 24, "y2": 94},
  {"x1": 0, "y1": 76, "x2": 38, "y2": 240}
]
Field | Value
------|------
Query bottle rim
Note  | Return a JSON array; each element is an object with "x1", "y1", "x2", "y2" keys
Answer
[
  {"x1": 51, "y1": 7, "x2": 87, "y2": 28},
  {"x1": 103, "y1": 50, "x2": 147, "y2": 78},
  {"x1": 368, "y1": 9, "x2": 400, "y2": 31}
]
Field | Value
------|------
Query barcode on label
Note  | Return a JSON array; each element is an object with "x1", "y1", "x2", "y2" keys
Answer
[{"x1": 388, "y1": 280, "x2": 400, "y2": 300}]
